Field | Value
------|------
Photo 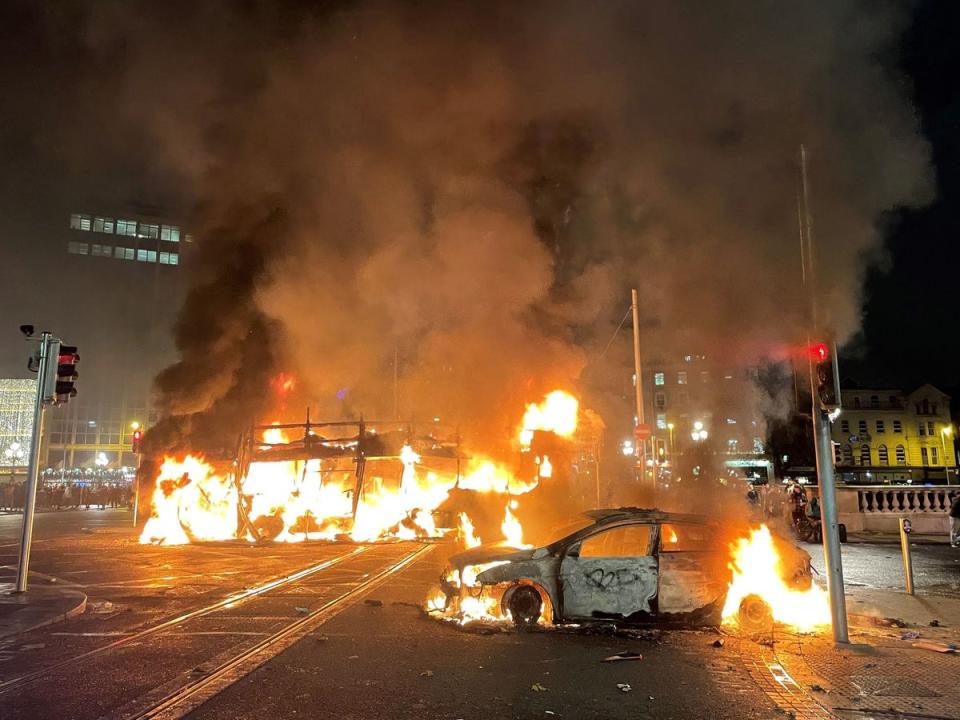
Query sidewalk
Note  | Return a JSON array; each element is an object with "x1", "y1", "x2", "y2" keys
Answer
[
  {"x1": 0, "y1": 581, "x2": 87, "y2": 640},
  {"x1": 761, "y1": 586, "x2": 960, "y2": 719}
]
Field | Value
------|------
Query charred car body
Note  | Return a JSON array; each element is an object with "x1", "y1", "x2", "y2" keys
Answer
[{"x1": 441, "y1": 508, "x2": 812, "y2": 628}]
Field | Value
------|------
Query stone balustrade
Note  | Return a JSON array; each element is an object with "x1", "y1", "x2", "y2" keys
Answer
[{"x1": 833, "y1": 484, "x2": 957, "y2": 534}]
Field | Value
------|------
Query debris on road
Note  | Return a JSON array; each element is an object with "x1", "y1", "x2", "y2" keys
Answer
[
  {"x1": 712, "y1": 639, "x2": 725, "y2": 648},
  {"x1": 531, "y1": 683, "x2": 548, "y2": 692},
  {"x1": 929, "y1": 619, "x2": 941, "y2": 627},
  {"x1": 20, "y1": 643, "x2": 46, "y2": 651},
  {"x1": 295, "y1": 606, "x2": 310, "y2": 614},
  {"x1": 809, "y1": 684, "x2": 827, "y2": 693},
  {"x1": 888, "y1": 618, "x2": 908, "y2": 628},
  {"x1": 912, "y1": 641, "x2": 959, "y2": 654},
  {"x1": 364, "y1": 599, "x2": 384, "y2": 607},
  {"x1": 419, "y1": 670, "x2": 434, "y2": 677},
  {"x1": 899, "y1": 630, "x2": 921, "y2": 640},
  {"x1": 601, "y1": 651, "x2": 643, "y2": 663},
  {"x1": 616, "y1": 683, "x2": 632, "y2": 693}
]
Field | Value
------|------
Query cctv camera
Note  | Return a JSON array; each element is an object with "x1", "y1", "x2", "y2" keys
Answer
[{"x1": 19, "y1": 324, "x2": 34, "y2": 338}]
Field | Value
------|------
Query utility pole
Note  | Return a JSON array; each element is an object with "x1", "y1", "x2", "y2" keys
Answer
[
  {"x1": 631, "y1": 289, "x2": 653, "y2": 497},
  {"x1": 799, "y1": 145, "x2": 849, "y2": 644}
]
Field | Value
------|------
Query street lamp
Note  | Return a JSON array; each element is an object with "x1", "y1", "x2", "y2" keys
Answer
[
  {"x1": 691, "y1": 420, "x2": 708, "y2": 442},
  {"x1": 941, "y1": 426, "x2": 954, "y2": 484}
]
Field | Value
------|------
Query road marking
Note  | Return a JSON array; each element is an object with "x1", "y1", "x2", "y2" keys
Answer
[
  {"x1": 113, "y1": 543, "x2": 435, "y2": 720},
  {"x1": 0, "y1": 545, "x2": 371, "y2": 695}
]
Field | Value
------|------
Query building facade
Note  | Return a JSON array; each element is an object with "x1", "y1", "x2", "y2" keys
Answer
[
  {"x1": 0, "y1": 379, "x2": 36, "y2": 480},
  {"x1": 643, "y1": 353, "x2": 773, "y2": 484},
  {"x1": 831, "y1": 385, "x2": 955, "y2": 484}
]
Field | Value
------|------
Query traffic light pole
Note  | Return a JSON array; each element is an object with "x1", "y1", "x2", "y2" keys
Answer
[
  {"x1": 15, "y1": 332, "x2": 52, "y2": 593},
  {"x1": 812, "y1": 404, "x2": 849, "y2": 643}
]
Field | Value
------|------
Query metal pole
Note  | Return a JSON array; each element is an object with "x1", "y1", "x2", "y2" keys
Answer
[
  {"x1": 132, "y1": 453, "x2": 142, "y2": 527},
  {"x1": 630, "y1": 289, "x2": 649, "y2": 493},
  {"x1": 15, "y1": 333, "x2": 50, "y2": 593},
  {"x1": 800, "y1": 145, "x2": 848, "y2": 644},
  {"x1": 940, "y1": 430, "x2": 950, "y2": 485},
  {"x1": 813, "y1": 407, "x2": 849, "y2": 642},
  {"x1": 899, "y1": 517, "x2": 914, "y2": 595}
]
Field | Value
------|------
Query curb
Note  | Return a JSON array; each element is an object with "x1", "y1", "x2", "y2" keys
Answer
[{"x1": 0, "y1": 591, "x2": 87, "y2": 640}]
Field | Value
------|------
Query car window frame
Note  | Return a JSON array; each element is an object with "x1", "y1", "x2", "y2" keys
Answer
[
  {"x1": 656, "y1": 521, "x2": 717, "y2": 554},
  {"x1": 565, "y1": 521, "x2": 655, "y2": 559}
]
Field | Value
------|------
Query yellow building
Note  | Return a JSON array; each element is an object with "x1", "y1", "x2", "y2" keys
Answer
[{"x1": 831, "y1": 385, "x2": 955, "y2": 484}]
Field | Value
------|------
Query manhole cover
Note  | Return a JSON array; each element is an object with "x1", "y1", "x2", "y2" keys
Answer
[{"x1": 852, "y1": 675, "x2": 941, "y2": 698}]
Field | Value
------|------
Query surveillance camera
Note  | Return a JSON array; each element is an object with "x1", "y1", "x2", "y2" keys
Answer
[{"x1": 19, "y1": 324, "x2": 34, "y2": 338}]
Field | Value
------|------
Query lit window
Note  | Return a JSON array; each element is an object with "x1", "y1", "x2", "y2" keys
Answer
[
  {"x1": 93, "y1": 217, "x2": 115, "y2": 233},
  {"x1": 91, "y1": 244, "x2": 112, "y2": 257},
  {"x1": 677, "y1": 371, "x2": 688, "y2": 385},
  {"x1": 893, "y1": 420, "x2": 902, "y2": 433},
  {"x1": 117, "y1": 219, "x2": 137, "y2": 236},
  {"x1": 138, "y1": 223, "x2": 159, "y2": 239},
  {"x1": 115, "y1": 246, "x2": 134, "y2": 260},
  {"x1": 70, "y1": 213, "x2": 91, "y2": 230},
  {"x1": 161, "y1": 225, "x2": 180, "y2": 242},
  {"x1": 654, "y1": 372, "x2": 665, "y2": 386},
  {"x1": 928, "y1": 421, "x2": 935, "y2": 435},
  {"x1": 169, "y1": 253, "x2": 179, "y2": 265},
  {"x1": 932, "y1": 446, "x2": 939, "y2": 465},
  {"x1": 726, "y1": 418, "x2": 737, "y2": 425},
  {"x1": 921, "y1": 447, "x2": 929, "y2": 466},
  {"x1": 860, "y1": 445, "x2": 871, "y2": 465},
  {"x1": 136, "y1": 249, "x2": 149, "y2": 262},
  {"x1": 919, "y1": 422, "x2": 926, "y2": 437},
  {"x1": 876, "y1": 420, "x2": 885, "y2": 433},
  {"x1": 159, "y1": 252, "x2": 170, "y2": 264},
  {"x1": 896, "y1": 445, "x2": 906, "y2": 464},
  {"x1": 183, "y1": 233, "x2": 193, "y2": 243},
  {"x1": 656, "y1": 414, "x2": 667, "y2": 430},
  {"x1": 67, "y1": 241, "x2": 89, "y2": 255}
]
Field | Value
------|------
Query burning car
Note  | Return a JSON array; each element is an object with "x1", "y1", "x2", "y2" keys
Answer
[{"x1": 437, "y1": 508, "x2": 822, "y2": 631}]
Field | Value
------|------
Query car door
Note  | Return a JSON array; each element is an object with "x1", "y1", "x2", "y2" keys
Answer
[
  {"x1": 656, "y1": 522, "x2": 727, "y2": 614},
  {"x1": 558, "y1": 523, "x2": 657, "y2": 620}
]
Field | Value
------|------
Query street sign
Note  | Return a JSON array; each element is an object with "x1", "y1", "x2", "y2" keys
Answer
[{"x1": 633, "y1": 423, "x2": 652, "y2": 441}]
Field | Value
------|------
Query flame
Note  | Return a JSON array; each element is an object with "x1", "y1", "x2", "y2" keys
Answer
[
  {"x1": 459, "y1": 457, "x2": 538, "y2": 495},
  {"x1": 518, "y1": 390, "x2": 579, "y2": 450},
  {"x1": 459, "y1": 512, "x2": 481, "y2": 548},
  {"x1": 140, "y1": 456, "x2": 238, "y2": 545},
  {"x1": 262, "y1": 424, "x2": 289, "y2": 444},
  {"x1": 501, "y1": 502, "x2": 530, "y2": 548},
  {"x1": 721, "y1": 525, "x2": 830, "y2": 632},
  {"x1": 537, "y1": 455, "x2": 553, "y2": 478},
  {"x1": 666, "y1": 527, "x2": 679, "y2": 544}
]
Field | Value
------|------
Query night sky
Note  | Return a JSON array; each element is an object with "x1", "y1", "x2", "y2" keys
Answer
[{"x1": 844, "y1": 1, "x2": 960, "y2": 395}]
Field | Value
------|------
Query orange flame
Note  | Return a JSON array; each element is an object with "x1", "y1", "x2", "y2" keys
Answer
[
  {"x1": 518, "y1": 390, "x2": 579, "y2": 450},
  {"x1": 721, "y1": 525, "x2": 830, "y2": 632}
]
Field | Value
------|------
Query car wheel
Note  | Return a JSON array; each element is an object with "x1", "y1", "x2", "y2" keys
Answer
[
  {"x1": 738, "y1": 594, "x2": 774, "y2": 633},
  {"x1": 506, "y1": 585, "x2": 542, "y2": 626}
]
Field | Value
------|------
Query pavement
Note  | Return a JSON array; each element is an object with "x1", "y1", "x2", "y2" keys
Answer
[{"x1": 0, "y1": 580, "x2": 87, "y2": 639}]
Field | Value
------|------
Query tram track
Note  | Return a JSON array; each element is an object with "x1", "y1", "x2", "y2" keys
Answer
[
  {"x1": 107, "y1": 542, "x2": 435, "y2": 720},
  {"x1": 0, "y1": 544, "x2": 372, "y2": 696}
]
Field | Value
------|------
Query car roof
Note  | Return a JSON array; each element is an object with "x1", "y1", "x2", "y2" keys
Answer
[{"x1": 582, "y1": 507, "x2": 713, "y2": 526}]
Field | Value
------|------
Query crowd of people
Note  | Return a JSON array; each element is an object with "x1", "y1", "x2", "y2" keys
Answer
[{"x1": 0, "y1": 481, "x2": 131, "y2": 511}]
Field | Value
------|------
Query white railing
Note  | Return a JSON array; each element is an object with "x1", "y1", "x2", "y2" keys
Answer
[{"x1": 852, "y1": 485, "x2": 959, "y2": 514}]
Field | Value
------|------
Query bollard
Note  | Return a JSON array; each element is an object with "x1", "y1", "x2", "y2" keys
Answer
[{"x1": 899, "y1": 517, "x2": 914, "y2": 595}]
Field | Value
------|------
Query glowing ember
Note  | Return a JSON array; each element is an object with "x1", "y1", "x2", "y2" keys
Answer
[
  {"x1": 518, "y1": 390, "x2": 579, "y2": 450},
  {"x1": 721, "y1": 525, "x2": 831, "y2": 632},
  {"x1": 537, "y1": 455, "x2": 553, "y2": 478}
]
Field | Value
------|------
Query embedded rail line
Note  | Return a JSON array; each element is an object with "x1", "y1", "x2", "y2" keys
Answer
[
  {"x1": 109, "y1": 542, "x2": 435, "y2": 720},
  {"x1": 0, "y1": 544, "x2": 373, "y2": 696}
]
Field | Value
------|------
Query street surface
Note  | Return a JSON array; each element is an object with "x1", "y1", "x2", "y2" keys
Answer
[{"x1": 0, "y1": 510, "x2": 956, "y2": 719}]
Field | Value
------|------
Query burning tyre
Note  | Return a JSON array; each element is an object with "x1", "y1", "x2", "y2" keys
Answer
[
  {"x1": 736, "y1": 593, "x2": 774, "y2": 633},
  {"x1": 503, "y1": 584, "x2": 543, "y2": 626}
]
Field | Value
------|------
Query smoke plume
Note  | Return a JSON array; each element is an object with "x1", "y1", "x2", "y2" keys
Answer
[{"x1": 59, "y1": 0, "x2": 931, "y2": 455}]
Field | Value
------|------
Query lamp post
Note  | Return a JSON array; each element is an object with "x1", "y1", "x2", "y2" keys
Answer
[{"x1": 941, "y1": 426, "x2": 954, "y2": 484}]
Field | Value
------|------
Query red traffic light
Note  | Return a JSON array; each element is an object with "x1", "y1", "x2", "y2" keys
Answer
[{"x1": 808, "y1": 342, "x2": 829, "y2": 362}]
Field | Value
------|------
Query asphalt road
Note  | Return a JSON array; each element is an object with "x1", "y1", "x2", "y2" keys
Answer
[
  {"x1": 802, "y1": 537, "x2": 960, "y2": 594},
  {"x1": 0, "y1": 509, "x2": 784, "y2": 720}
]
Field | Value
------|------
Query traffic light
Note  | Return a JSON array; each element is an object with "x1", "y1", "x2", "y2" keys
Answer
[
  {"x1": 51, "y1": 344, "x2": 80, "y2": 406},
  {"x1": 131, "y1": 429, "x2": 143, "y2": 454},
  {"x1": 811, "y1": 341, "x2": 841, "y2": 411}
]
